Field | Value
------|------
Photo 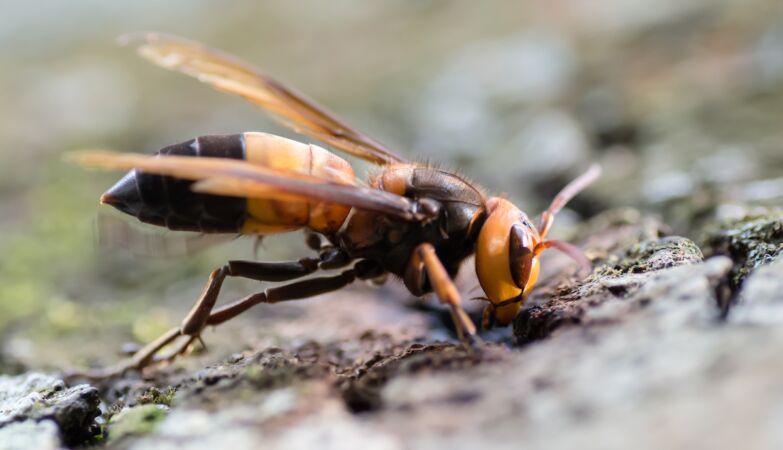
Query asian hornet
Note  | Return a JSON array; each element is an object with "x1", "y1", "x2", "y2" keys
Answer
[{"x1": 71, "y1": 33, "x2": 601, "y2": 377}]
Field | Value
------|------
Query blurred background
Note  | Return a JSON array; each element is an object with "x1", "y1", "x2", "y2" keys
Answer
[{"x1": 1, "y1": 0, "x2": 782, "y2": 371}]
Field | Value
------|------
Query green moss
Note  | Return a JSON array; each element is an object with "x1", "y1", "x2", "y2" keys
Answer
[
  {"x1": 703, "y1": 211, "x2": 783, "y2": 288},
  {"x1": 135, "y1": 386, "x2": 177, "y2": 407},
  {"x1": 106, "y1": 404, "x2": 168, "y2": 443}
]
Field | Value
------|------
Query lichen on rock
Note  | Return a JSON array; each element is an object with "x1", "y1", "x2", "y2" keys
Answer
[
  {"x1": 703, "y1": 211, "x2": 783, "y2": 288},
  {"x1": 607, "y1": 236, "x2": 704, "y2": 274}
]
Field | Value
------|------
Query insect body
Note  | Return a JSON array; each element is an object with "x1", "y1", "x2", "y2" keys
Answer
[
  {"x1": 101, "y1": 132, "x2": 356, "y2": 235},
  {"x1": 72, "y1": 33, "x2": 600, "y2": 377}
]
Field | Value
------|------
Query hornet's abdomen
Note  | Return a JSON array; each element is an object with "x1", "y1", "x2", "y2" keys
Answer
[
  {"x1": 240, "y1": 132, "x2": 354, "y2": 234},
  {"x1": 101, "y1": 132, "x2": 355, "y2": 234}
]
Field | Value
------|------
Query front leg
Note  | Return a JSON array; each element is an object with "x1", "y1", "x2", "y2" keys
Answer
[{"x1": 405, "y1": 243, "x2": 478, "y2": 342}]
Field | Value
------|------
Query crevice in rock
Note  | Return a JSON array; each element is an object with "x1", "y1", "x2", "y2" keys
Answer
[
  {"x1": 702, "y1": 212, "x2": 783, "y2": 290},
  {"x1": 701, "y1": 211, "x2": 783, "y2": 316},
  {"x1": 339, "y1": 342, "x2": 497, "y2": 413}
]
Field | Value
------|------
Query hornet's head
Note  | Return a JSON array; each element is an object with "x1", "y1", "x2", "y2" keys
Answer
[
  {"x1": 473, "y1": 163, "x2": 601, "y2": 328},
  {"x1": 475, "y1": 197, "x2": 541, "y2": 327}
]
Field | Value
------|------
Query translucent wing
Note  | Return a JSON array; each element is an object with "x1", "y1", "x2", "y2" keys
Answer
[
  {"x1": 121, "y1": 32, "x2": 406, "y2": 165},
  {"x1": 69, "y1": 151, "x2": 419, "y2": 220}
]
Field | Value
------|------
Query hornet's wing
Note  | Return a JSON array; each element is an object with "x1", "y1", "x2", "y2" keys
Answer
[
  {"x1": 121, "y1": 32, "x2": 406, "y2": 165},
  {"x1": 70, "y1": 150, "x2": 422, "y2": 221}
]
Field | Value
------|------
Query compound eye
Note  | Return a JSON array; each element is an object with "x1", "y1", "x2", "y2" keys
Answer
[{"x1": 509, "y1": 223, "x2": 534, "y2": 290}]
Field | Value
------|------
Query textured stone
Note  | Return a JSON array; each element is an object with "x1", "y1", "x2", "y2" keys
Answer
[
  {"x1": 704, "y1": 212, "x2": 783, "y2": 287},
  {"x1": 0, "y1": 373, "x2": 100, "y2": 446},
  {"x1": 514, "y1": 234, "x2": 705, "y2": 344},
  {"x1": 373, "y1": 256, "x2": 780, "y2": 450},
  {"x1": 0, "y1": 420, "x2": 61, "y2": 450},
  {"x1": 730, "y1": 256, "x2": 783, "y2": 325},
  {"x1": 106, "y1": 404, "x2": 168, "y2": 444}
]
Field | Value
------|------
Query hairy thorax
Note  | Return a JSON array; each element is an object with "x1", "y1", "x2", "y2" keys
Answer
[{"x1": 338, "y1": 164, "x2": 487, "y2": 280}]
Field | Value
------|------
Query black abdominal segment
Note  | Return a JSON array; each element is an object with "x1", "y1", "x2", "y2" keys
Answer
[{"x1": 101, "y1": 134, "x2": 248, "y2": 232}]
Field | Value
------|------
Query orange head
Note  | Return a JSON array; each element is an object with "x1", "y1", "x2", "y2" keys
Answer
[
  {"x1": 475, "y1": 197, "x2": 541, "y2": 327},
  {"x1": 473, "y1": 163, "x2": 601, "y2": 328}
]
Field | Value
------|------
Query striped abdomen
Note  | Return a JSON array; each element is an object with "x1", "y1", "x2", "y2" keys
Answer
[{"x1": 101, "y1": 133, "x2": 355, "y2": 234}]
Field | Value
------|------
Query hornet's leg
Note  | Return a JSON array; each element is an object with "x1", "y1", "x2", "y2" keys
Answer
[
  {"x1": 159, "y1": 260, "x2": 375, "y2": 362},
  {"x1": 205, "y1": 259, "x2": 382, "y2": 327},
  {"x1": 76, "y1": 253, "x2": 359, "y2": 380},
  {"x1": 180, "y1": 247, "x2": 352, "y2": 341},
  {"x1": 405, "y1": 243, "x2": 478, "y2": 342},
  {"x1": 179, "y1": 258, "x2": 322, "y2": 338},
  {"x1": 138, "y1": 258, "x2": 328, "y2": 367}
]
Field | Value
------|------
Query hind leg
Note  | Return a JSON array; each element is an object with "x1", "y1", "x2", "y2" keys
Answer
[{"x1": 76, "y1": 253, "x2": 358, "y2": 380}]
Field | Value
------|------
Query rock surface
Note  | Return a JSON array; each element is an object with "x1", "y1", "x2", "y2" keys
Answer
[
  {"x1": 0, "y1": 373, "x2": 100, "y2": 446},
  {"x1": 0, "y1": 420, "x2": 62, "y2": 450},
  {"x1": 14, "y1": 209, "x2": 772, "y2": 450},
  {"x1": 704, "y1": 212, "x2": 783, "y2": 288}
]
